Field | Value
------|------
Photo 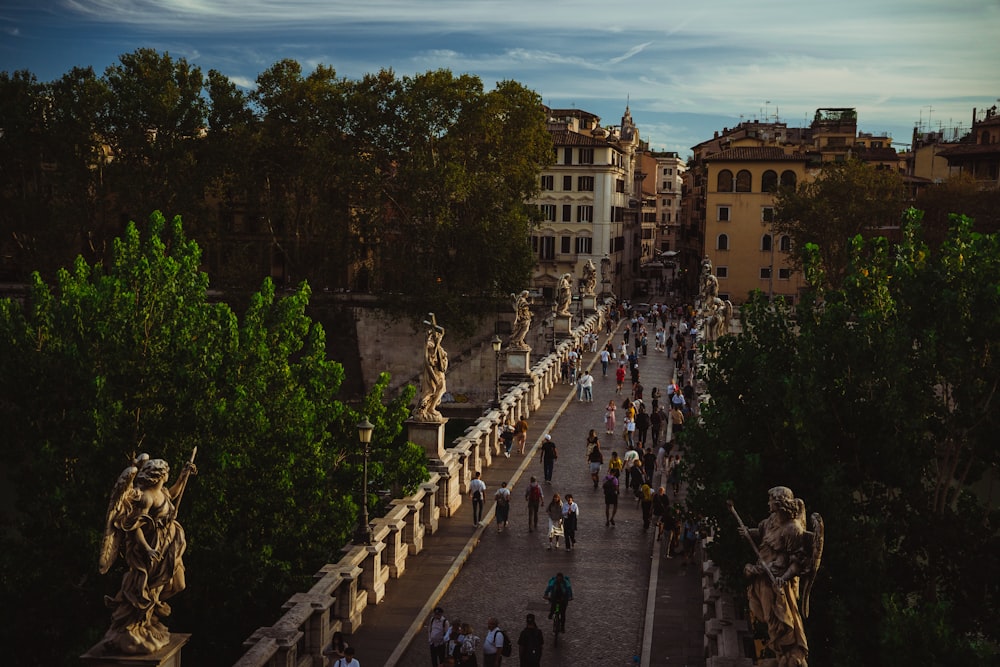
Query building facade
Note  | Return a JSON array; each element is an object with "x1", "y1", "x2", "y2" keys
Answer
[{"x1": 528, "y1": 107, "x2": 641, "y2": 300}]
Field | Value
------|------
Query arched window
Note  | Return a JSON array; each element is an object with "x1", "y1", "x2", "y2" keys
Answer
[
  {"x1": 761, "y1": 234, "x2": 772, "y2": 252},
  {"x1": 780, "y1": 170, "x2": 797, "y2": 188},
  {"x1": 736, "y1": 169, "x2": 752, "y2": 192},
  {"x1": 761, "y1": 170, "x2": 778, "y2": 192},
  {"x1": 779, "y1": 235, "x2": 791, "y2": 252},
  {"x1": 717, "y1": 169, "x2": 734, "y2": 192},
  {"x1": 717, "y1": 234, "x2": 729, "y2": 251}
]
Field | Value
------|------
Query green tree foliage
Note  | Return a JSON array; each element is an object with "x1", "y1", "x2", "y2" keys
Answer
[
  {"x1": 0, "y1": 212, "x2": 425, "y2": 665},
  {"x1": 1, "y1": 53, "x2": 553, "y2": 333},
  {"x1": 773, "y1": 159, "x2": 906, "y2": 289},
  {"x1": 683, "y1": 209, "x2": 999, "y2": 666}
]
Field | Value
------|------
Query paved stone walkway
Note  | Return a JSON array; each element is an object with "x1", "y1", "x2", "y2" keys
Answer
[{"x1": 348, "y1": 320, "x2": 705, "y2": 666}]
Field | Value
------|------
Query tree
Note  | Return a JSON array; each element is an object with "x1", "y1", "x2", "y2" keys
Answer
[
  {"x1": 773, "y1": 159, "x2": 906, "y2": 289},
  {"x1": 0, "y1": 212, "x2": 426, "y2": 665},
  {"x1": 683, "y1": 209, "x2": 999, "y2": 666},
  {"x1": 915, "y1": 173, "x2": 1000, "y2": 247}
]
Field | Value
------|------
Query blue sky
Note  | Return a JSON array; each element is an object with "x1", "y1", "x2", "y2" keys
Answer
[{"x1": 2, "y1": 0, "x2": 998, "y2": 157}]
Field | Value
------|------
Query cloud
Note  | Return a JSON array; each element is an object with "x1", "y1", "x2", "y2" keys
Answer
[{"x1": 608, "y1": 42, "x2": 652, "y2": 65}]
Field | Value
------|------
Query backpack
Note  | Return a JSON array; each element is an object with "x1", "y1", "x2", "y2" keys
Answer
[
  {"x1": 603, "y1": 477, "x2": 616, "y2": 493},
  {"x1": 528, "y1": 484, "x2": 543, "y2": 503},
  {"x1": 497, "y1": 629, "x2": 512, "y2": 657}
]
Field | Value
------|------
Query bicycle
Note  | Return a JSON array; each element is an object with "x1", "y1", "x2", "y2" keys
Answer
[{"x1": 550, "y1": 600, "x2": 565, "y2": 645}]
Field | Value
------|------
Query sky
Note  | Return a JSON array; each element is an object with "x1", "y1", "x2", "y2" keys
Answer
[{"x1": 2, "y1": 0, "x2": 998, "y2": 157}]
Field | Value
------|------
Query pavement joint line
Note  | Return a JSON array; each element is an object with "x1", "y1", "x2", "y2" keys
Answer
[{"x1": 384, "y1": 325, "x2": 615, "y2": 666}]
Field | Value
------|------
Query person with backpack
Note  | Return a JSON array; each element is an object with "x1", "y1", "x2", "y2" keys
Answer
[
  {"x1": 517, "y1": 614, "x2": 544, "y2": 667},
  {"x1": 482, "y1": 616, "x2": 511, "y2": 666},
  {"x1": 494, "y1": 481, "x2": 511, "y2": 533},
  {"x1": 427, "y1": 607, "x2": 451, "y2": 666},
  {"x1": 602, "y1": 472, "x2": 619, "y2": 526},
  {"x1": 524, "y1": 476, "x2": 543, "y2": 532},
  {"x1": 469, "y1": 471, "x2": 487, "y2": 526},
  {"x1": 330, "y1": 646, "x2": 359, "y2": 667},
  {"x1": 458, "y1": 622, "x2": 482, "y2": 666}
]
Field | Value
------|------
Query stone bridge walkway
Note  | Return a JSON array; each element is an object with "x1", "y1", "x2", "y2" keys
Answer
[{"x1": 347, "y1": 322, "x2": 705, "y2": 666}]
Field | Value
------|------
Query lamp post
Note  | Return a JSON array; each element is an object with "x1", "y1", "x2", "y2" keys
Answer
[
  {"x1": 355, "y1": 417, "x2": 375, "y2": 545},
  {"x1": 490, "y1": 334, "x2": 502, "y2": 407}
]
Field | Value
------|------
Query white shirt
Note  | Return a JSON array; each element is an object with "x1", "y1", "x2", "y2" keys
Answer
[
  {"x1": 484, "y1": 627, "x2": 504, "y2": 655},
  {"x1": 562, "y1": 500, "x2": 580, "y2": 518},
  {"x1": 470, "y1": 478, "x2": 486, "y2": 499},
  {"x1": 332, "y1": 659, "x2": 360, "y2": 667},
  {"x1": 600, "y1": 350, "x2": 610, "y2": 363},
  {"x1": 580, "y1": 374, "x2": 593, "y2": 389}
]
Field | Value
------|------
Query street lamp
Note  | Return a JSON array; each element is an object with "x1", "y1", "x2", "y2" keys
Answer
[
  {"x1": 354, "y1": 417, "x2": 375, "y2": 545},
  {"x1": 490, "y1": 334, "x2": 502, "y2": 407}
]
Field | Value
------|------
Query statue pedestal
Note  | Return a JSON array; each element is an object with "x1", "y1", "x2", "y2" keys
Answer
[
  {"x1": 553, "y1": 314, "x2": 573, "y2": 338},
  {"x1": 407, "y1": 419, "x2": 448, "y2": 460},
  {"x1": 81, "y1": 634, "x2": 191, "y2": 667},
  {"x1": 505, "y1": 348, "x2": 531, "y2": 374},
  {"x1": 581, "y1": 294, "x2": 596, "y2": 313}
]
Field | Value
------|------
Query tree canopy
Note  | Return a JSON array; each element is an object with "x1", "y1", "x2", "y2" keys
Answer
[
  {"x1": 682, "y1": 209, "x2": 999, "y2": 666},
  {"x1": 0, "y1": 212, "x2": 425, "y2": 665},
  {"x1": 1, "y1": 52, "x2": 553, "y2": 334},
  {"x1": 773, "y1": 159, "x2": 906, "y2": 289}
]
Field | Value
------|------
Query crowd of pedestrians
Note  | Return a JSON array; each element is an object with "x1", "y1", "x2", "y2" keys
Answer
[{"x1": 409, "y1": 300, "x2": 707, "y2": 666}]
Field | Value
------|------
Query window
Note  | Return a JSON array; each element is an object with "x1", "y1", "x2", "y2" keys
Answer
[
  {"x1": 662, "y1": 212, "x2": 671, "y2": 223},
  {"x1": 666, "y1": 182, "x2": 673, "y2": 191},
  {"x1": 717, "y1": 206, "x2": 731, "y2": 222},
  {"x1": 540, "y1": 204, "x2": 556, "y2": 221},
  {"x1": 779, "y1": 235, "x2": 791, "y2": 252},
  {"x1": 717, "y1": 169, "x2": 734, "y2": 192},
  {"x1": 780, "y1": 170, "x2": 797, "y2": 188},
  {"x1": 539, "y1": 236, "x2": 555, "y2": 260},
  {"x1": 575, "y1": 236, "x2": 593, "y2": 254},
  {"x1": 762, "y1": 206, "x2": 774, "y2": 223},
  {"x1": 562, "y1": 205, "x2": 572, "y2": 222},
  {"x1": 717, "y1": 234, "x2": 729, "y2": 250},
  {"x1": 564, "y1": 147, "x2": 573, "y2": 165},
  {"x1": 779, "y1": 268, "x2": 791, "y2": 280},
  {"x1": 761, "y1": 170, "x2": 778, "y2": 192},
  {"x1": 578, "y1": 176, "x2": 594, "y2": 191},
  {"x1": 541, "y1": 175, "x2": 554, "y2": 190},
  {"x1": 560, "y1": 236, "x2": 571, "y2": 254},
  {"x1": 716, "y1": 266, "x2": 728, "y2": 278},
  {"x1": 611, "y1": 206, "x2": 624, "y2": 222},
  {"x1": 563, "y1": 175, "x2": 572, "y2": 191},
  {"x1": 761, "y1": 234, "x2": 772, "y2": 252},
  {"x1": 663, "y1": 167, "x2": 673, "y2": 176},
  {"x1": 760, "y1": 267, "x2": 772, "y2": 279},
  {"x1": 577, "y1": 205, "x2": 594, "y2": 222},
  {"x1": 579, "y1": 148, "x2": 594, "y2": 164},
  {"x1": 736, "y1": 169, "x2": 752, "y2": 192},
  {"x1": 615, "y1": 179, "x2": 625, "y2": 193}
]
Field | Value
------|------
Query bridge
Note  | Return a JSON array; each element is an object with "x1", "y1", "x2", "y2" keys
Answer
[{"x1": 234, "y1": 309, "x2": 752, "y2": 666}]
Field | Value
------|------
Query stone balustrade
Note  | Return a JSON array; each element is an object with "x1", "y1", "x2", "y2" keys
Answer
[
  {"x1": 232, "y1": 308, "x2": 605, "y2": 667},
  {"x1": 702, "y1": 550, "x2": 754, "y2": 666}
]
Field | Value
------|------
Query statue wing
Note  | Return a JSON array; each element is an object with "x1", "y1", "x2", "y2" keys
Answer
[
  {"x1": 98, "y1": 463, "x2": 140, "y2": 574},
  {"x1": 800, "y1": 512, "x2": 825, "y2": 618}
]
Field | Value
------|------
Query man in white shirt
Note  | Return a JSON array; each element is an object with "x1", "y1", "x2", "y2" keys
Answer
[
  {"x1": 599, "y1": 348, "x2": 611, "y2": 376},
  {"x1": 469, "y1": 471, "x2": 487, "y2": 526},
  {"x1": 482, "y1": 616, "x2": 506, "y2": 666},
  {"x1": 427, "y1": 607, "x2": 450, "y2": 666},
  {"x1": 579, "y1": 371, "x2": 594, "y2": 402},
  {"x1": 331, "y1": 646, "x2": 360, "y2": 667}
]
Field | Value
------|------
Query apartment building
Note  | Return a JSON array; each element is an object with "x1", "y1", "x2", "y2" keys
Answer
[
  {"x1": 529, "y1": 107, "x2": 641, "y2": 300},
  {"x1": 687, "y1": 108, "x2": 901, "y2": 305}
]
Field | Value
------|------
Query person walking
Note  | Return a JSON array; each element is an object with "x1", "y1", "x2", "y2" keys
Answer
[
  {"x1": 546, "y1": 493, "x2": 564, "y2": 550},
  {"x1": 635, "y1": 403, "x2": 649, "y2": 446},
  {"x1": 524, "y1": 476, "x2": 543, "y2": 532},
  {"x1": 482, "y1": 617, "x2": 505, "y2": 667},
  {"x1": 494, "y1": 481, "x2": 511, "y2": 532},
  {"x1": 650, "y1": 406, "x2": 663, "y2": 447},
  {"x1": 458, "y1": 622, "x2": 482, "y2": 666},
  {"x1": 602, "y1": 472, "x2": 619, "y2": 526},
  {"x1": 499, "y1": 422, "x2": 515, "y2": 459},
  {"x1": 587, "y1": 439, "x2": 604, "y2": 489},
  {"x1": 651, "y1": 486, "x2": 670, "y2": 543},
  {"x1": 539, "y1": 434, "x2": 558, "y2": 483},
  {"x1": 604, "y1": 399, "x2": 617, "y2": 435},
  {"x1": 615, "y1": 362, "x2": 626, "y2": 395},
  {"x1": 514, "y1": 415, "x2": 529, "y2": 455},
  {"x1": 469, "y1": 471, "x2": 486, "y2": 526},
  {"x1": 330, "y1": 646, "x2": 360, "y2": 667},
  {"x1": 639, "y1": 481, "x2": 653, "y2": 530},
  {"x1": 599, "y1": 347, "x2": 611, "y2": 377},
  {"x1": 562, "y1": 494, "x2": 579, "y2": 551},
  {"x1": 579, "y1": 371, "x2": 594, "y2": 402},
  {"x1": 517, "y1": 614, "x2": 544, "y2": 667},
  {"x1": 608, "y1": 451, "x2": 623, "y2": 481},
  {"x1": 428, "y1": 607, "x2": 451, "y2": 666}
]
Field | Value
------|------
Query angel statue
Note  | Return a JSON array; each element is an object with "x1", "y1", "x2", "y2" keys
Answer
[
  {"x1": 412, "y1": 313, "x2": 449, "y2": 422},
  {"x1": 701, "y1": 273, "x2": 733, "y2": 342},
  {"x1": 581, "y1": 259, "x2": 597, "y2": 296},
  {"x1": 509, "y1": 290, "x2": 532, "y2": 350},
  {"x1": 555, "y1": 273, "x2": 573, "y2": 316},
  {"x1": 99, "y1": 450, "x2": 198, "y2": 654},
  {"x1": 731, "y1": 487, "x2": 824, "y2": 667}
]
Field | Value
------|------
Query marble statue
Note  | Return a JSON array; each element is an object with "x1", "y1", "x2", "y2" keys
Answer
[
  {"x1": 702, "y1": 274, "x2": 734, "y2": 341},
  {"x1": 509, "y1": 290, "x2": 532, "y2": 350},
  {"x1": 99, "y1": 450, "x2": 198, "y2": 654},
  {"x1": 732, "y1": 487, "x2": 824, "y2": 667},
  {"x1": 555, "y1": 273, "x2": 573, "y2": 316},
  {"x1": 699, "y1": 255, "x2": 714, "y2": 302},
  {"x1": 581, "y1": 259, "x2": 597, "y2": 296},
  {"x1": 600, "y1": 254, "x2": 612, "y2": 289},
  {"x1": 412, "y1": 313, "x2": 449, "y2": 421}
]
